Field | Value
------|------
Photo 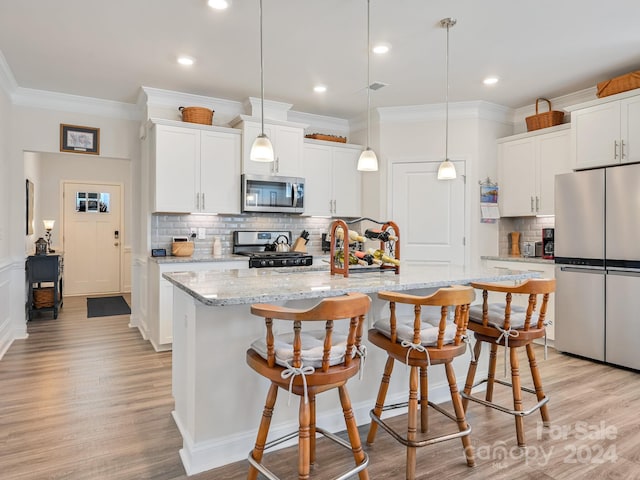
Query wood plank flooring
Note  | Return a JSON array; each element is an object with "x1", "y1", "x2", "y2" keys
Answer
[{"x1": 2, "y1": 295, "x2": 640, "y2": 479}]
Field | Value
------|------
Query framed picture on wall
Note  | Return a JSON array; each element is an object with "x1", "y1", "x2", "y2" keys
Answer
[
  {"x1": 26, "y1": 179, "x2": 34, "y2": 235},
  {"x1": 60, "y1": 124, "x2": 100, "y2": 155}
]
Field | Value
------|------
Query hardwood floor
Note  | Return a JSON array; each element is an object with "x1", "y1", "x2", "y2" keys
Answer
[{"x1": 2, "y1": 296, "x2": 640, "y2": 479}]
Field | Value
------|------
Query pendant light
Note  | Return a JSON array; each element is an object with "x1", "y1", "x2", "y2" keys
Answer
[
  {"x1": 250, "y1": 0, "x2": 274, "y2": 162},
  {"x1": 357, "y1": 0, "x2": 378, "y2": 172},
  {"x1": 437, "y1": 17, "x2": 457, "y2": 180}
]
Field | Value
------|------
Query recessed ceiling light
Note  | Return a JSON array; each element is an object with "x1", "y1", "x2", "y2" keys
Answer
[
  {"x1": 207, "y1": 0, "x2": 230, "y2": 9},
  {"x1": 483, "y1": 76, "x2": 499, "y2": 85},
  {"x1": 313, "y1": 85, "x2": 327, "y2": 93},
  {"x1": 372, "y1": 44, "x2": 391, "y2": 55},
  {"x1": 177, "y1": 56, "x2": 195, "y2": 66}
]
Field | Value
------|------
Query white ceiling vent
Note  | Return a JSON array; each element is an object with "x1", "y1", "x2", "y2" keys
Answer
[{"x1": 368, "y1": 82, "x2": 388, "y2": 91}]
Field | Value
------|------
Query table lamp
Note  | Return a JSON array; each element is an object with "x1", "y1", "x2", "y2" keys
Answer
[{"x1": 43, "y1": 219, "x2": 55, "y2": 253}]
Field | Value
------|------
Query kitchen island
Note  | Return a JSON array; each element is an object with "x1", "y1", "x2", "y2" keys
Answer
[{"x1": 164, "y1": 264, "x2": 538, "y2": 475}]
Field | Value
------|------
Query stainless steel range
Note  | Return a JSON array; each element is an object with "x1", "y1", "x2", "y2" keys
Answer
[{"x1": 233, "y1": 231, "x2": 313, "y2": 268}]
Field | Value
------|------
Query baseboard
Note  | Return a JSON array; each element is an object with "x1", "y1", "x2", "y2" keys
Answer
[{"x1": 173, "y1": 377, "x2": 477, "y2": 476}]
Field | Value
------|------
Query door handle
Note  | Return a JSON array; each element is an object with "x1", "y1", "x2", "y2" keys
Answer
[
  {"x1": 614, "y1": 140, "x2": 619, "y2": 159},
  {"x1": 530, "y1": 196, "x2": 534, "y2": 213},
  {"x1": 114, "y1": 242, "x2": 119, "y2": 247},
  {"x1": 621, "y1": 140, "x2": 626, "y2": 160},
  {"x1": 535, "y1": 196, "x2": 540, "y2": 212},
  {"x1": 202, "y1": 193, "x2": 205, "y2": 210}
]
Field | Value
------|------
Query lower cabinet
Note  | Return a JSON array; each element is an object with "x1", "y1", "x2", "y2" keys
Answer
[
  {"x1": 148, "y1": 260, "x2": 247, "y2": 351},
  {"x1": 483, "y1": 259, "x2": 556, "y2": 341}
]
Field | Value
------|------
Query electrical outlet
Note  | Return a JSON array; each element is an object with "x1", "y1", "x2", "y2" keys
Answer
[
  {"x1": 190, "y1": 228, "x2": 197, "y2": 236},
  {"x1": 198, "y1": 228, "x2": 206, "y2": 240}
]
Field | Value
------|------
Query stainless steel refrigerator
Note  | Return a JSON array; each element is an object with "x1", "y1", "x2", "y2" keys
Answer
[{"x1": 555, "y1": 163, "x2": 640, "y2": 369}]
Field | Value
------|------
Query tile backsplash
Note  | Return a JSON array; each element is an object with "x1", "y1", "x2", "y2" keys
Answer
[
  {"x1": 498, "y1": 216, "x2": 555, "y2": 256},
  {"x1": 152, "y1": 213, "x2": 336, "y2": 256}
]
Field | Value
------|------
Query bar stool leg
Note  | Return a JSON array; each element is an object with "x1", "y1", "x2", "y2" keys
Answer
[
  {"x1": 298, "y1": 394, "x2": 312, "y2": 480},
  {"x1": 510, "y1": 347, "x2": 525, "y2": 447},
  {"x1": 526, "y1": 343, "x2": 550, "y2": 427},
  {"x1": 445, "y1": 362, "x2": 474, "y2": 467},
  {"x1": 486, "y1": 342, "x2": 499, "y2": 402},
  {"x1": 248, "y1": 384, "x2": 278, "y2": 480},
  {"x1": 406, "y1": 365, "x2": 419, "y2": 480},
  {"x1": 462, "y1": 340, "x2": 483, "y2": 411},
  {"x1": 309, "y1": 394, "x2": 317, "y2": 465},
  {"x1": 420, "y1": 367, "x2": 428, "y2": 433},
  {"x1": 367, "y1": 356, "x2": 395, "y2": 444},
  {"x1": 338, "y1": 385, "x2": 370, "y2": 480}
]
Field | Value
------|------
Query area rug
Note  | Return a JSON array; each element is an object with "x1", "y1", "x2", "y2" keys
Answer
[{"x1": 87, "y1": 296, "x2": 131, "y2": 318}]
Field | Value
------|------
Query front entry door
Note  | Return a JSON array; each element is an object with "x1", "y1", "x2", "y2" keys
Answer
[
  {"x1": 391, "y1": 161, "x2": 466, "y2": 266},
  {"x1": 63, "y1": 182, "x2": 121, "y2": 295}
]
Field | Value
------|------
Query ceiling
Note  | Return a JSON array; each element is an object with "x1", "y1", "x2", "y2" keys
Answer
[{"x1": 1, "y1": 0, "x2": 639, "y2": 120}]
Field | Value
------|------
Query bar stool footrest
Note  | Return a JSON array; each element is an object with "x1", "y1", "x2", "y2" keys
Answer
[
  {"x1": 369, "y1": 400, "x2": 472, "y2": 448},
  {"x1": 247, "y1": 427, "x2": 369, "y2": 480},
  {"x1": 461, "y1": 378, "x2": 549, "y2": 417}
]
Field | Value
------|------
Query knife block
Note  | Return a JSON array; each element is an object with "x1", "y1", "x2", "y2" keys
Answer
[
  {"x1": 291, "y1": 237, "x2": 307, "y2": 253},
  {"x1": 509, "y1": 232, "x2": 520, "y2": 256}
]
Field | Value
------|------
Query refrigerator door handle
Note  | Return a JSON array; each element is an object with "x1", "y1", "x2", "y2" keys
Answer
[
  {"x1": 560, "y1": 266, "x2": 605, "y2": 274},
  {"x1": 607, "y1": 269, "x2": 640, "y2": 277}
]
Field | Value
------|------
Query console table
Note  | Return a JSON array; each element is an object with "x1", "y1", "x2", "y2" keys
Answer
[{"x1": 26, "y1": 254, "x2": 63, "y2": 320}]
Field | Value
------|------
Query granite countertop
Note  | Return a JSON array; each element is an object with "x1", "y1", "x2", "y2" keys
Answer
[
  {"x1": 482, "y1": 255, "x2": 555, "y2": 265},
  {"x1": 163, "y1": 264, "x2": 539, "y2": 307},
  {"x1": 150, "y1": 254, "x2": 246, "y2": 264}
]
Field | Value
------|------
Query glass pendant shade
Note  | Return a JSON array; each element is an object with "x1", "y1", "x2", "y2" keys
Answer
[
  {"x1": 437, "y1": 159, "x2": 457, "y2": 180},
  {"x1": 357, "y1": 148, "x2": 378, "y2": 171},
  {"x1": 250, "y1": 134, "x2": 274, "y2": 162}
]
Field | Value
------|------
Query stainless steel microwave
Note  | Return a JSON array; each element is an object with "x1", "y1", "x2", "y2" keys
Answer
[{"x1": 241, "y1": 174, "x2": 305, "y2": 214}]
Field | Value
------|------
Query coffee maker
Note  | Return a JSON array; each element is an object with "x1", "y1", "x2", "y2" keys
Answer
[{"x1": 542, "y1": 228, "x2": 554, "y2": 259}]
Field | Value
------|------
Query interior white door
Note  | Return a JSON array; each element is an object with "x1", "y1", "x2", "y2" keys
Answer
[
  {"x1": 63, "y1": 182, "x2": 121, "y2": 295},
  {"x1": 391, "y1": 161, "x2": 465, "y2": 266}
]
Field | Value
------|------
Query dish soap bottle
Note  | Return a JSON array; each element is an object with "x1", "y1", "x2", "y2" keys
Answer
[{"x1": 213, "y1": 236, "x2": 222, "y2": 257}]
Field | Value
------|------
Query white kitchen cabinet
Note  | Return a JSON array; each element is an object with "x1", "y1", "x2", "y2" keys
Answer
[
  {"x1": 571, "y1": 93, "x2": 640, "y2": 169},
  {"x1": 234, "y1": 117, "x2": 305, "y2": 177},
  {"x1": 483, "y1": 259, "x2": 556, "y2": 341},
  {"x1": 303, "y1": 140, "x2": 362, "y2": 217},
  {"x1": 497, "y1": 126, "x2": 571, "y2": 216},
  {"x1": 150, "y1": 121, "x2": 241, "y2": 214},
  {"x1": 148, "y1": 259, "x2": 247, "y2": 350}
]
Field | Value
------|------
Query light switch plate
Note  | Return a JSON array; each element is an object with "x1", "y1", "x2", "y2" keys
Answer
[{"x1": 198, "y1": 228, "x2": 206, "y2": 239}]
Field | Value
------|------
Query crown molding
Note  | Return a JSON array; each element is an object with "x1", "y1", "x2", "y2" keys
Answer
[
  {"x1": 0, "y1": 49, "x2": 18, "y2": 99},
  {"x1": 141, "y1": 86, "x2": 242, "y2": 115},
  {"x1": 288, "y1": 110, "x2": 350, "y2": 135},
  {"x1": 377, "y1": 101, "x2": 513, "y2": 125},
  {"x1": 12, "y1": 87, "x2": 142, "y2": 121}
]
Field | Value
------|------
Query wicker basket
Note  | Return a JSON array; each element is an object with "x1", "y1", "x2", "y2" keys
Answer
[
  {"x1": 179, "y1": 106, "x2": 214, "y2": 125},
  {"x1": 597, "y1": 71, "x2": 640, "y2": 98},
  {"x1": 172, "y1": 241, "x2": 194, "y2": 257},
  {"x1": 305, "y1": 133, "x2": 347, "y2": 143},
  {"x1": 525, "y1": 98, "x2": 565, "y2": 132},
  {"x1": 33, "y1": 287, "x2": 55, "y2": 308}
]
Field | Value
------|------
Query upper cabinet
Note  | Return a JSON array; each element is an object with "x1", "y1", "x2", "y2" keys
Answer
[
  {"x1": 570, "y1": 91, "x2": 640, "y2": 169},
  {"x1": 498, "y1": 125, "x2": 571, "y2": 217},
  {"x1": 149, "y1": 121, "x2": 241, "y2": 214},
  {"x1": 302, "y1": 140, "x2": 362, "y2": 217},
  {"x1": 233, "y1": 116, "x2": 305, "y2": 177}
]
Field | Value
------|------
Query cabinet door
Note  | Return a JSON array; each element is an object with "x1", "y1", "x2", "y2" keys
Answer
[
  {"x1": 573, "y1": 101, "x2": 621, "y2": 169},
  {"x1": 332, "y1": 147, "x2": 362, "y2": 217},
  {"x1": 200, "y1": 130, "x2": 241, "y2": 214},
  {"x1": 154, "y1": 125, "x2": 199, "y2": 212},
  {"x1": 273, "y1": 125, "x2": 303, "y2": 177},
  {"x1": 536, "y1": 129, "x2": 571, "y2": 215},
  {"x1": 498, "y1": 138, "x2": 536, "y2": 216},
  {"x1": 242, "y1": 122, "x2": 275, "y2": 176},
  {"x1": 302, "y1": 143, "x2": 333, "y2": 216},
  {"x1": 621, "y1": 95, "x2": 640, "y2": 165}
]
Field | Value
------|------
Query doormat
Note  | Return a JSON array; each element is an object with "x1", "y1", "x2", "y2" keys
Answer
[{"x1": 87, "y1": 296, "x2": 131, "y2": 318}]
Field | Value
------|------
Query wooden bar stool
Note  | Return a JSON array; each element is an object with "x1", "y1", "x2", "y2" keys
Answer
[
  {"x1": 366, "y1": 286, "x2": 476, "y2": 480},
  {"x1": 461, "y1": 278, "x2": 555, "y2": 447},
  {"x1": 246, "y1": 292, "x2": 371, "y2": 480}
]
